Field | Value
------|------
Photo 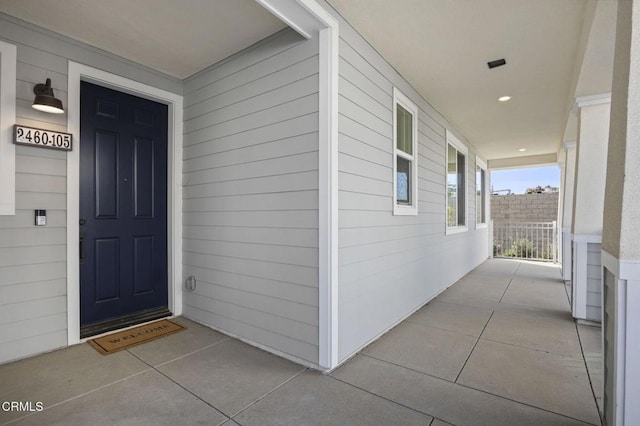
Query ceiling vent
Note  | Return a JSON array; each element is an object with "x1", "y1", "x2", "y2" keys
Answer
[{"x1": 487, "y1": 58, "x2": 506, "y2": 69}]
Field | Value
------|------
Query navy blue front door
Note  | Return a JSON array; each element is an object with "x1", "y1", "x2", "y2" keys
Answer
[{"x1": 80, "y1": 81, "x2": 168, "y2": 328}]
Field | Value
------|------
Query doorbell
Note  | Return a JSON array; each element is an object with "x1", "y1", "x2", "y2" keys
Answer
[{"x1": 35, "y1": 210, "x2": 46, "y2": 226}]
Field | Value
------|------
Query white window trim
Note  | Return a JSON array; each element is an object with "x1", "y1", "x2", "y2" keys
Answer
[
  {"x1": 0, "y1": 40, "x2": 17, "y2": 215},
  {"x1": 392, "y1": 87, "x2": 418, "y2": 216},
  {"x1": 476, "y1": 155, "x2": 488, "y2": 229},
  {"x1": 445, "y1": 129, "x2": 468, "y2": 234}
]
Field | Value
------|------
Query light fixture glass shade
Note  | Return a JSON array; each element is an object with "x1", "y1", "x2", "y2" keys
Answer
[{"x1": 32, "y1": 78, "x2": 64, "y2": 114}]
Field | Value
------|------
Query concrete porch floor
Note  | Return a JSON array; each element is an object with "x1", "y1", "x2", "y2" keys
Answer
[{"x1": 0, "y1": 259, "x2": 602, "y2": 425}]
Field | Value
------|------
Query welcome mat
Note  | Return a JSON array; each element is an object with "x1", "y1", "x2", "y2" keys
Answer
[{"x1": 88, "y1": 319, "x2": 186, "y2": 355}]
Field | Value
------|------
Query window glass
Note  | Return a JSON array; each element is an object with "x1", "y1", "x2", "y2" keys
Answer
[
  {"x1": 447, "y1": 144, "x2": 458, "y2": 227},
  {"x1": 447, "y1": 143, "x2": 466, "y2": 228},
  {"x1": 396, "y1": 104, "x2": 412, "y2": 155},
  {"x1": 457, "y1": 151, "x2": 466, "y2": 226},
  {"x1": 393, "y1": 88, "x2": 418, "y2": 215},
  {"x1": 397, "y1": 157, "x2": 411, "y2": 204},
  {"x1": 476, "y1": 166, "x2": 486, "y2": 224}
]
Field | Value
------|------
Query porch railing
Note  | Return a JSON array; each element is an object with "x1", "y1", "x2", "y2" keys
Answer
[{"x1": 492, "y1": 221, "x2": 557, "y2": 262}]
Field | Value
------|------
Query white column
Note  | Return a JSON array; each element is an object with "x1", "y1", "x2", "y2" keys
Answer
[
  {"x1": 557, "y1": 151, "x2": 565, "y2": 266},
  {"x1": 602, "y1": 1, "x2": 640, "y2": 424},
  {"x1": 571, "y1": 98, "x2": 610, "y2": 322},
  {"x1": 560, "y1": 141, "x2": 576, "y2": 282}
]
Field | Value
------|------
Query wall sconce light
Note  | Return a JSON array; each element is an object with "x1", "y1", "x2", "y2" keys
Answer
[{"x1": 32, "y1": 78, "x2": 64, "y2": 114}]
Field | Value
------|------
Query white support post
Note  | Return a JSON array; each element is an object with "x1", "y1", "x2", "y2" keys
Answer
[
  {"x1": 561, "y1": 140, "x2": 576, "y2": 281},
  {"x1": 571, "y1": 98, "x2": 610, "y2": 322},
  {"x1": 601, "y1": 1, "x2": 640, "y2": 423},
  {"x1": 571, "y1": 239, "x2": 587, "y2": 319}
]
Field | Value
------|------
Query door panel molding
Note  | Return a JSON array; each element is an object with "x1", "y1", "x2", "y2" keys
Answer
[
  {"x1": 67, "y1": 62, "x2": 183, "y2": 345},
  {"x1": 94, "y1": 129, "x2": 120, "y2": 218},
  {"x1": 80, "y1": 81, "x2": 168, "y2": 327},
  {"x1": 94, "y1": 237, "x2": 120, "y2": 302}
]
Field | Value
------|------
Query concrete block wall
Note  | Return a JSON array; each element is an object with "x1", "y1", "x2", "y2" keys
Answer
[{"x1": 491, "y1": 193, "x2": 559, "y2": 222}]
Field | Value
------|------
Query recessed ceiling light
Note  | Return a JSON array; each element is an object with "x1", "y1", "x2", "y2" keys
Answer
[
  {"x1": 518, "y1": 148, "x2": 527, "y2": 152},
  {"x1": 498, "y1": 96, "x2": 511, "y2": 102}
]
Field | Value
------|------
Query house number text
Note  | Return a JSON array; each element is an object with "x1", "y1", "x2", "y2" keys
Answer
[{"x1": 14, "y1": 125, "x2": 72, "y2": 151}]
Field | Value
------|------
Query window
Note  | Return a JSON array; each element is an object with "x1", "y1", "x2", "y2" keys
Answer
[
  {"x1": 0, "y1": 40, "x2": 17, "y2": 215},
  {"x1": 476, "y1": 156, "x2": 487, "y2": 227},
  {"x1": 446, "y1": 130, "x2": 468, "y2": 233},
  {"x1": 393, "y1": 88, "x2": 418, "y2": 215}
]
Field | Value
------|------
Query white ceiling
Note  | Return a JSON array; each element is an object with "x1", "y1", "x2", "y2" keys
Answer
[
  {"x1": 327, "y1": 0, "x2": 613, "y2": 161},
  {"x1": 1, "y1": 0, "x2": 615, "y2": 162},
  {"x1": 0, "y1": 0, "x2": 286, "y2": 79}
]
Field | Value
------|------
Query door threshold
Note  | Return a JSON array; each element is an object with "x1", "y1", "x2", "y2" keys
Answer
[{"x1": 80, "y1": 307, "x2": 171, "y2": 339}]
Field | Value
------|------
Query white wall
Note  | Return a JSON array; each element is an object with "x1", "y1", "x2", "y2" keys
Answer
[
  {"x1": 602, "y1": 1, "x2": 640, "y2": 423},
  {"x1": 322, "y1": 3, "x2": 489, "y2": 363},
  {"x1": 0, "y1": 4, "x2": 492, "y2": 370},
  {"x1": 181, "y1": 29, "x2": 322, "y2": 367},
  {"x1": 0, "y1": 13, "x2": 180, "y2": 364},
  {"x1": 562, "y1": 143, "x2": 577, "y2": 228},
  {"x1": 572, "y1": 102, "x2": 610, "y2": 236},
  {"x1": 561, "y1": 142, "x2": 576, "y2": 281}
]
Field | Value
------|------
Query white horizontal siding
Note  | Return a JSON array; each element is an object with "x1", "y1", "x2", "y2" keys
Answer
[
  {"x1": 182, "y1": 29, "x2": 320, "y2": 366},
  {"x1": 183, "y1": 190, "x2": 318, "y2": 212},
  {"x1": 327, "y1": 4, "x2": 489, "y2": 362},
  {"x1": 184, "y1": 151, "x2": 318, "y2": 185},
  {"x1": 183, "y1": 93, "x2": 318, "y2": 146},
  {"x1": 183, "y1": 170, "x2": 318, "y2": 198},
  {"x1": 183, "y1": 239, "x2": 317, "y2": 268},
  {"x1": 0, "y1": 146, "x2": 69, "y2": 362},
  {"x1": 184, "y1": 112, "x2": 318, "y2": 160},
  {"x1": 184, "y1": 74, "x2": 318, "y2": 134},
  {"x1": 0, "y1": 313, "x2": 67, "y2": 345},
  {"x1": 183, "y1": 210, "x2": 317, "y2": 228},
  {"x1": 0, "y1": 13, "x2": 181, "y2": 364},
  {"x1": 183, "y1": 225, "x2": 318, "y2": 248},
  {"x1": 183, "y1": 133, "x2": 317, "y2": 173},
  {"x1": 0, "y1": 330, "x2": 67, "y2": 364},
  {"x1": 185, "y1": 304, "x2": 319, "y2": 364},
  {"x1": 586, "y1": 242, "x2": 602, "y2": 321},
  {"x1": 183, "y1": 265, "x2": 317, "y2": 307},
  {"x1": 0, "y1": 279, "x2": 66, "y2": 305}
]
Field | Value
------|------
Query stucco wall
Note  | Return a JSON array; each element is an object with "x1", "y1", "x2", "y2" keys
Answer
[
  {"x1": 572, "y1": 102, "x2": 611, "y2": 236},
  {"x1": 491, "y1": 193, "x2": 559, "y2": 223},
  {"x1": 602, "y1": 0, "x2": 630, "y2": 257},
  {"x1": 603, "y1": 0, "x2": 640, "y2": 260}
]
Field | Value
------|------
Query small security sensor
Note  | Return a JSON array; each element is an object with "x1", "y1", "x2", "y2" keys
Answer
[
  {"x1": 487, "y1": 59, "x2": 507, "y2": 69},
  {"x1": 35, "y1": 210, "x2": 46, "y2": 226},
  {"x1": 185, "y1": 276, "x2": 197, "y2": 291}
]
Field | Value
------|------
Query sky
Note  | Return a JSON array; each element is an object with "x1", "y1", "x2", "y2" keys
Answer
[{"x1": 490, "y1": 166, "x2": 560, "y2": 195}]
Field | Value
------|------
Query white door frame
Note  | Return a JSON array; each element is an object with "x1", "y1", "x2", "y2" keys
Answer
[
  {"x1": 0, "y1": 40, "x2": 17, "y2": 215},
  {"x1": 66, "y1": 62, "x2": 183, "y2": 345}
]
